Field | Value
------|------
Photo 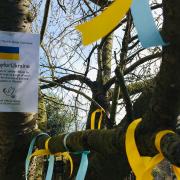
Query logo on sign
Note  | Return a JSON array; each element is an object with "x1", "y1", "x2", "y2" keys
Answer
[{"x1": 3, "y1": 87, "x2": 16, "y2": 98}]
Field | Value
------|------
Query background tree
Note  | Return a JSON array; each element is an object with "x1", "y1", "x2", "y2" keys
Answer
[{"x1": 45, "y1": 92, "x2": 74, "y2": 135}]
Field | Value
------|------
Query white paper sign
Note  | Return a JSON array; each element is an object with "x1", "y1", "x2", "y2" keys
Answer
[{"x1": 0, "y1": 31, "x2": 39, "y2": 112}]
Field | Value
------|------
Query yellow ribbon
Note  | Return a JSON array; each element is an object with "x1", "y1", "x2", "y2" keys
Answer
[
  {"x1": 125, "y1": 118, "x2": 180, "y2": 180},
  {"x1": 55, "y1": 152, "x2": 73, "y2": 177},
  {"x1": 90, "y1": 108, "x2": 104, "y2": 130},
  {"x1": 45, "y1": 137, "x2": 51, "y2": 152},
  {"x1": 29, "y1": 138, "x2": 74, "y2": 177},
  {"x1": 75, "y1": 0, "x2": 132, "y2": 45}
]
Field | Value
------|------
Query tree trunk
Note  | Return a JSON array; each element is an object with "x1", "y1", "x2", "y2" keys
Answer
[
  {"x1": 0, "y1": 0, "x2": 35, "y2": 179},
  {"x1": 86, "y1": 33, "x2": 113, "y2": 130}
]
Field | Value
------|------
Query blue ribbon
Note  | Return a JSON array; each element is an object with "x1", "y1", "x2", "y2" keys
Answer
[
  {"x1": 76, "y1": 151, "x2": 90, "y2": 180},
  {"x1": 46, "y1": 155, "x2": 55, "y2": 180},
  {"x1": 25, "y1": 135, "x2": 37, "y2": 180},
  {"x1": 131, "y1": 0, "x2": 166, "y2": 48}
]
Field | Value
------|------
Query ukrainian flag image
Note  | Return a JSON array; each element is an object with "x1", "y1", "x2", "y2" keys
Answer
[{"x1": 0, "y1": 46, "x2": 19, "y2": 60}]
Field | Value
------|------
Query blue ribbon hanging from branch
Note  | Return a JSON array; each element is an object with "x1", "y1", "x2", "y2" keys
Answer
[
  {"x1": 76, "y1": 151, "x2": 90, "y2": 180},
  {"x1": 130, "y1": 0, "x2": 166, "y2": 48}
]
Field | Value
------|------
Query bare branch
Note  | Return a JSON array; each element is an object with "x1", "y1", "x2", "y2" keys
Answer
[
  {"x1": 110, "y1": 81, "x2": 120, "y2": 126},
  {"x1": 115, "y1": 67, "x2": 134, "y2": 122},
  {"x1": 125, "y1": 52, "x2": 162, "y2": 74},
  {"x1": 104, "y1": 52, "x2": 162, "y2": 91},
  {"x1": 40, "y1": 0, "x2": 51, "y2": 43},
  {"x1": 40, "y1": 74, "x2": 94, "y2": 90}
]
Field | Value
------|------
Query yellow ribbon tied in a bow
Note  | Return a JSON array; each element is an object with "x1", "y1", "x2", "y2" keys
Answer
[
  {"x1": 125, "y1": 118, "x2": 180, "y2": 180},
  {"x1": 76, "y1": 0, "x2": 132, "y2": 45},
  {"x1": 90, "y1": 108, "x2": 105, "y2": 130},
  {"x1": 29, "y1": 138, "x2": 73, "y2": 177}
]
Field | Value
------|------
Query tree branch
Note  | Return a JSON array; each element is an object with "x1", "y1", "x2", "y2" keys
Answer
[
  {"x1": 40, "y1": 0, "x2": 51, "y2": 43},
  {"x1": 108, "y1": 78, "x2": 154, "y2": 101},
  {"x1": 40, "y1": 74, "x2": 94, "y2": 90},
  {"x1": 125, "y1": 52, "x2": 162, "y2": 74},
  {"x1": 58, "y1": 84, "x2": 104, "y2": 109},
  {"x1": 110, "y1": 81, "x2": 120, "y2": 126},
  {"x1": 104, "y1": 52, "x2": 162, "y2": 91},
  {"x1": 115, "y1": 67, "x2": 134, "y2": 122}
]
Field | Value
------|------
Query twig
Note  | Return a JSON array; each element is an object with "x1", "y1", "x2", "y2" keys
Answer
[
  {"x1": 40, "y1": 0, "x2": 51, "y2": 43},
  {"x1": 115, "y1": 67, "x2": 134, "y2": 123}
]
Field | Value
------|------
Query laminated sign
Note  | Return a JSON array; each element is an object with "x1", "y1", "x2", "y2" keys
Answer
[{"x1": 0, "y1": 31, "x2": 39, "y2": 112}]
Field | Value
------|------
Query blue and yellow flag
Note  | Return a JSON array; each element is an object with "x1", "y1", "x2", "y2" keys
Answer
[{"x1": 0, "y1": 46, "x2": 19, "y2": 60}]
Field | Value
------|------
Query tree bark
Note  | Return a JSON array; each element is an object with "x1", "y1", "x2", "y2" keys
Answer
[{"x1": 0, "y1": 0, "x2": 35, "y2": 179}]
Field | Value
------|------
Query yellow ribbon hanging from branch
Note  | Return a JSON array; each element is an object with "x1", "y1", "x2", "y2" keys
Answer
[
  {"x1": 75, "y1": 0, "x2": 132, "y2": 45},
  {"x1": 90, "y1": 108, "x2": 105, "y2": 130},
  {"x1": 125, "y1": 119, "x2": 180, "y2": 180}
]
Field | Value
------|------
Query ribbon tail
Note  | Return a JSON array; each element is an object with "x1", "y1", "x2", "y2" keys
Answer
[
  {"x1": 68, "y1": 154, "x2": 74, "y2": 177},
  {"x1": 46, "y1": 155, "x2": 55, "y2": 180},
  {"x1": 90, "y1": 110, "x2": 96, "y2": 130},
  {"x1": 125, "y1": 119, "x2": 146, "y2": 178},
  {"x1": 131, "y1": 0, "x2": 166, "y2": 48},
  {"x1": 76, "y1": 152, "x2": 89, "y2": 180},
  {"x1": 97, "y1": 110, "x2": 103, "y2": 129},
  {"x1": 75, "y1": 0, "x2": 132, "y2": 45},
  {"x1": 64, "y1": 153, "x2": 74, "y2": 177},
  {"x1": 141, "y1": 154, "x2": 164, "y2": 180},
  {"x1": 172, "y1": 166, "x2": 180, "y2": 180}
]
